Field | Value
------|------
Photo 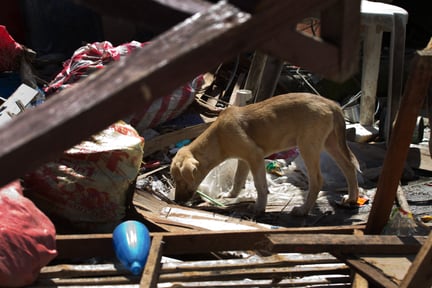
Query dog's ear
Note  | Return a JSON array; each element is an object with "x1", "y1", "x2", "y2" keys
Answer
[{"x1": 181, "y1": 158, "x2": 199, "y2": 183}]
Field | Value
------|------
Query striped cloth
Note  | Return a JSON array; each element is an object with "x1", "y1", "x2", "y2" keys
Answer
[{"x1": 44, "y1": 40, "x2": 203, "y2": 133}]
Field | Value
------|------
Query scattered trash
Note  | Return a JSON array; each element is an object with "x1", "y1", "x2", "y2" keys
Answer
[
  {"x1": 196, "y1": 190, "x2": 226, "y2": 207},
  {"x1": 382, "y1": 207, "x2": 417, "y2": 236},
  {"x1": 421, "y1": 215, "x2": 432, "y2": 223},
  {"x1": 266, "y1": 160, "x2": 284, "y2": 176},
  {"x1": 0, "y1": 83, "x2": 43, "y2": 126}
]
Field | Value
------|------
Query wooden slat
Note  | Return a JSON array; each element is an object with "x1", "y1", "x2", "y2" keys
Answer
[
  {"x1": 158, "y1": 264, "x2": 350, "y2": 283},
  {"x1": 38, "y1": 263, "x2": 127, "y2": 278},
  {"x1": 55, "y1": 233, "x2": 114, "y2": 260},
  {"x1": 160, "y1": 253, "x2": 339, "y2": 273},
  {"x1": 141, "y1": 234, "x2": 164, "y2": 288},
  {"x1": 266, "y1": 234, "x2": 426, "y2": 255},
  {"x1": 34, "y1": 275, "x2": 139, "y2": 286}
]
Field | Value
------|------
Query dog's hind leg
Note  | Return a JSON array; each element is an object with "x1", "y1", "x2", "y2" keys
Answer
[
  {"x1": 291, "y1": 140, "x2": 324, "y2": 216},
  {"x1": 324, "y1": 133, "x2": 359, "y2": 204}
]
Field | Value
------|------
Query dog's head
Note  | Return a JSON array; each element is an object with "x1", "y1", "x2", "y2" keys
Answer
[{"x1": 170, "y1": 147, "x2": 201, "y2": 203}]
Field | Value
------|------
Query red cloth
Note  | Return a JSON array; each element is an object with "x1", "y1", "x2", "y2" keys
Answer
[{"x1": 0, "y1": 25, "x2": 23, "y2": 72}]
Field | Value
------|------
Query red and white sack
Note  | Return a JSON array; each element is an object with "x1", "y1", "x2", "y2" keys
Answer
[
  {"x1": 44, "y1": 40, "x2": 204, "y2": 134},
  {"x1": 125, "y1": 74, "x2": 204, "y2": 134},
  {"x1": 24, "y1": 121, "x2": 144, "y2": 232},
  {"x1": 0, "y1": 180, "x2": 57, "y2": 287}
]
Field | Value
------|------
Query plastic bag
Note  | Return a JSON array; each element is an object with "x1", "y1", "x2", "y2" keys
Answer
[
  {"x1": 0, "y1": 180, "x2": 57, "y2": 287},
  {"x1": 24, "y1": 121, "x2": 144, "y2": 232},
  {"x1": 382, "y1": 207, "x2": 417, "y2": 236}
]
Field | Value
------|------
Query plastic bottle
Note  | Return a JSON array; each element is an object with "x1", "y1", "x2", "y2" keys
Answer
[{"x1": 112, "y1": 220, "x2": 151, "y2": 275}]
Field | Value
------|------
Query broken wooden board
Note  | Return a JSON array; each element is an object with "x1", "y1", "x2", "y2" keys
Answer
[
  {"x1": 143, "y1": 122, "x2": 212, "y2": 157},
  {"x1": 133, "y1": 188, "x2": 271, "y2": 232}
]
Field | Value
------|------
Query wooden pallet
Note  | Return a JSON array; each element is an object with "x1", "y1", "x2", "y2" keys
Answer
[{"x1": 31, "y1": 228, "x2": 429, "y2": 287}]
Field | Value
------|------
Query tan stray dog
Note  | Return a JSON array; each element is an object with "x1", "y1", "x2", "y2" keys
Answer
[{"x1": 170, "y1": 92, "x2": 360, "y2": 215}]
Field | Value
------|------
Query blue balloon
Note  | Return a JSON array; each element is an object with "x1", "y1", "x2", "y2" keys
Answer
[{"x1": 112, "y1": 220, "x2": 151, "y2": 275}]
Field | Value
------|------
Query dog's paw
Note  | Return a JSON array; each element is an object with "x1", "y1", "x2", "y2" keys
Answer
[
  {"x1": 252, "y1": 203, "x2": 266, "y2": 215},
  {"x1": 290, "y1": 205, "x2": 309, "y2": 216},
  {"x1": 341, "y1": 194, "x2": 357, "y2": 205},
  {"x1": 243, "y1": 203, "x2": 265, "y2": 216}
]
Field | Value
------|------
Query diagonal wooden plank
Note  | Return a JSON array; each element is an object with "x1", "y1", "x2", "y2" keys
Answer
[
  {"x1": 0, "y1": 0, "x2": 360, "y2": 187},
  {"x1": 337, "y1": 255, "x2": 399, "y2": 288},
  {"x1": 365, "y1": 45, "x2": 432, "y2": 234},
  {"x1": 0, "y1": 1, "x2": 249, "y2": 186},
  {"x1": 400, "y1": 231, "x2": 432, "y2": 288}
]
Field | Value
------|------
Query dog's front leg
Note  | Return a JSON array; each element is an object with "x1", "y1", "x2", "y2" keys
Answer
[{"x1": 218, "y1": 159, "x2": 249, "y2": 198}]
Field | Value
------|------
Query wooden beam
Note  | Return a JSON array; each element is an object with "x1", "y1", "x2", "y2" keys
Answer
[
  {"x1": 56, "y1": 234, "x2": 114, "y2": 260},
  {"x1": 55, "y1": 225, "x2": 364, "y2": 259},
  {"x1": 0, "y1": 1, "x2": 248, "y2": 186},
  {"x1": 266, "y1": 234, "x2": 426, "y2": 255}
]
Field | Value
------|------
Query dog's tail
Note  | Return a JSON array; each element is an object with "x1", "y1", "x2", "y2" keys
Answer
[{"x1": 333, "y1": 107, "x2": 361, "y2": 172}]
